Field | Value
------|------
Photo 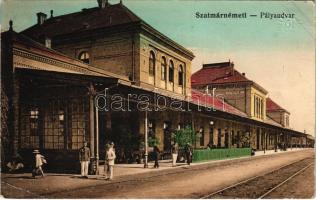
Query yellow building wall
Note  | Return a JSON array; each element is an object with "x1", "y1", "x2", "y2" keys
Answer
[
  {"x1": 139, "y1": 34, "x2": 192, "y2": 98},
  {"x1": 250, "y1": 86, "x2": 267, "y2": 121}
]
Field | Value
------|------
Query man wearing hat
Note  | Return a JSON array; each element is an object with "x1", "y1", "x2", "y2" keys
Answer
[
  {"x1": 105, "y1": 142, "x2": 116, "y2": 180},
  {"x1": 79, "y1": 141, "x2": 91, "y2": 178},
  {"x1": 32, "y1": 149, "x2": 45, "y2": 178}
]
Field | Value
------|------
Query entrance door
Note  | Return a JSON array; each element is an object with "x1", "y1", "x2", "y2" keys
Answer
[
  {"x1": 217, "y1": 129, "x2": 222, "y2": 147},
  {"x1": 256, "y1": 128, "x2": 260, "y2": 150},
  {"x1": 224, "y1": 130, "x2": 229, "y2": 148}
]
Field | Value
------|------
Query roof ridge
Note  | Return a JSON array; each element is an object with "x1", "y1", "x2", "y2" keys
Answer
[
  {"x1": 20, "y1": 7, "x2": 98, "y2": 34},
  {"x1": 202, "y1": 62, "x2": 231, "y2": 68},
  {"x1": 118, "y1": 3, "x2": 142, "y2": 22}
]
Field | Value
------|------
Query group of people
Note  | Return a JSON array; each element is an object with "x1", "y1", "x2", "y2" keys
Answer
[
  {"x1": 12, "y1": 141, "x2": 194, "y2": 179},
  {"x1": 152, "y1": 142, "x2": 193, "y2": 168},
  {"x1": 79, "y1": 141, "x2": 116, "y2": 180}
]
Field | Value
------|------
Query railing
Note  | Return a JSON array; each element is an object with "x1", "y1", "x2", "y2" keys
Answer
[{"x1": 192, "y1": 148, "x2": 251, "y2": 163}]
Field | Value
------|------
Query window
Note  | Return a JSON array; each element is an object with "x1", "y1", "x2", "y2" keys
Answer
[
  {"x1": 44, "y1": 100, "x2": 65, "y2": 150},
  {"x1": 178, "y1": 65, "x2": 184, "y2": 86},
  {"x1": 260, "y1": 99, "x2": 263, "y2": 119},
  {"x1": 70, "y1": 98, "x2": 89, "y2": 150},
  {"x1": 258, "y1": 98, "x2": 261, "y2": 118},
  {"x1": 20, "y1": 106, "x2": 40, "y2": 149},
  {"x1": 79, "y1": 51, "x2": 90, "y2": 64},
  {"x1": 286, "y1": 115, "x2": 289, "y2": 127},
  {"x1": 254, "y1": 95, "x2": 263, "y2": 119},
  {"x1": 256, "y1": 97, "x2": 259, "y2": 118},
  {"x1": 30, "y1": 108, "x2": 39, "y2": 136},
  {"x1": 161, "y1": 57, "x2": 166, "y2": 81},
  {"x1": 169, "y1": 60, "x2": 174, "y2": 83},
  {"x1": 149, "y1": 51, "x2": 155, "y2": 76},
  {"x1": 254, "y1": 96, "x2": 256, "y2": 117}
]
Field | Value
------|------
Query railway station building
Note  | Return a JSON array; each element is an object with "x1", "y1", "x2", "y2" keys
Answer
[{"x1": 1, "y1": 0, "x2": 313, "y2": 173}]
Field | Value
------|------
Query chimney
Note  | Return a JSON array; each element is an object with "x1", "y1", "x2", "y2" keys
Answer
[
  {"x1": 37, "y1": 12, "x2": 47, "y2": 25},
  {"x1": 9, "y1": 20, "x2": 13, "y2": 31},
  {"x1": 98, "y1": 0, "x2": 108, "y2": 8},
  {"x1": 50, "y1": 10, "x2": 53, "y2": 18},
  {"x1": 242, "y1": 73, "x2": 246, "y2": 76},
  {"x1": 45, "y1": 38, "x2": 51, "y2": 48}
]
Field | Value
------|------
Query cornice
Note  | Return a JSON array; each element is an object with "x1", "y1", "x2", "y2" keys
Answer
[{"x1": 13, "y1": 48, "x2": 88, "y2": 75}]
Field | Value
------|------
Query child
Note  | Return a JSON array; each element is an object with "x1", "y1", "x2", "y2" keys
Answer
[{"x1": 32, "y1": 149, "x2": 46, "y2": 178}]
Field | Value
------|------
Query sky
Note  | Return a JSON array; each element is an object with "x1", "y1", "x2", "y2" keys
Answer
[{"x1": 0, "y1": 0, "x2": 315, "y2": 136}]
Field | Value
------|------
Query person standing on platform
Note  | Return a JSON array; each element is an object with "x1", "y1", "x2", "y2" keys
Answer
[
  {"x1": 171, "y1": 142, "x2": 179, "y2": 167},
  {"x1": 106, "y1": 142, "x2": 116, "y2": 180},
  {"x1": 104, "y1": 142, "x2": 110, "y2": 179},
  {"x1": 184, "y1": 143, "x2": 192, "y2": 165},
  {"x1": 79, "y1": 141, "x2": 90, "y2": 178},
  {"x1": 153, "y1": 145, "x2": 160, "y2": 168}
]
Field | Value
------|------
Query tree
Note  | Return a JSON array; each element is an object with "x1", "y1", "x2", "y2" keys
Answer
[
  {"x1": 172, "y1": 126, "x2": 197, "y2": 148},
  {"x1": 148, "y1": 136, "x2": 160, "y2": 147}
]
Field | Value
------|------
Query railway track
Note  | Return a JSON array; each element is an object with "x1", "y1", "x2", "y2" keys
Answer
[{"x1": 200, "y1": 157, "x2": 314, "y2": 199}]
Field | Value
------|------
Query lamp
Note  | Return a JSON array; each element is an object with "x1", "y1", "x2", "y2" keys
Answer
[
  {"x1": 163, "y1": 122, "x2": 168, "y2": 129},
  {"x1": 148, "y1": 121, "x2": 153, "y2": 128}
]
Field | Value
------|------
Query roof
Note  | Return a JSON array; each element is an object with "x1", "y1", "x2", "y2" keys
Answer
[
  {"x1": 266, "y1": 97, "x2": 290, "y2": 114},
  {"x1": 265, "y1": 116, "x2": 283, "y2": 127},
  {"x1": 191, "y1": 61, "x2": 267, "y2": 94},
  {"x1": 191, "y1": 89, "x2": 248, "y2": 117},
  {"x1": 6, "y1": 30, "x2": 130, "y2": 83},
  {"x1": 22, "y1": 3, "x2": 140, "y2": 39},
  {"x1": 21, "y1": 3, "x2": 194, "y2": 59},
  {"x1": 192, "y1": 62, "x2": 249, "y2": 85}
]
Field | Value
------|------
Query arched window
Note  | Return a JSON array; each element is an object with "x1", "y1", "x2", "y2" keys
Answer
[
  {"x1": 161, "y1": 57, "x2": 166, "y2": 81},
  {"x1": 78, "y1": 51, "x2": 90, "y2": 64},
  {"x1": 178, "y1": 65, "x2": 184, "y2": 86},
  {"x1": 169, "y1": 60, "x2": 174, "y2": 83},
  {"x1": 149, "y1": 51, "x2": 155, "y2": 76}
]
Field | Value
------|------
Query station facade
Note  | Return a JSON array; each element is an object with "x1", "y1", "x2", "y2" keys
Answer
[{"x1": 1, "y1": 0, "x2": 313, "y2": 173}]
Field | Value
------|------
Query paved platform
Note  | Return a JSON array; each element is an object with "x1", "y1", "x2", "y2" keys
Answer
[
  {"x1": 96, "y1": 147, "x2": 305, "y2": 177},
  {"x1": 1, "y1": 148, "x2": 310, "y2": 198}
]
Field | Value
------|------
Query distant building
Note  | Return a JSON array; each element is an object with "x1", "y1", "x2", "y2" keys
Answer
[{"x1": 191, "y1": 61, "x2": 267, "y2": 121}]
